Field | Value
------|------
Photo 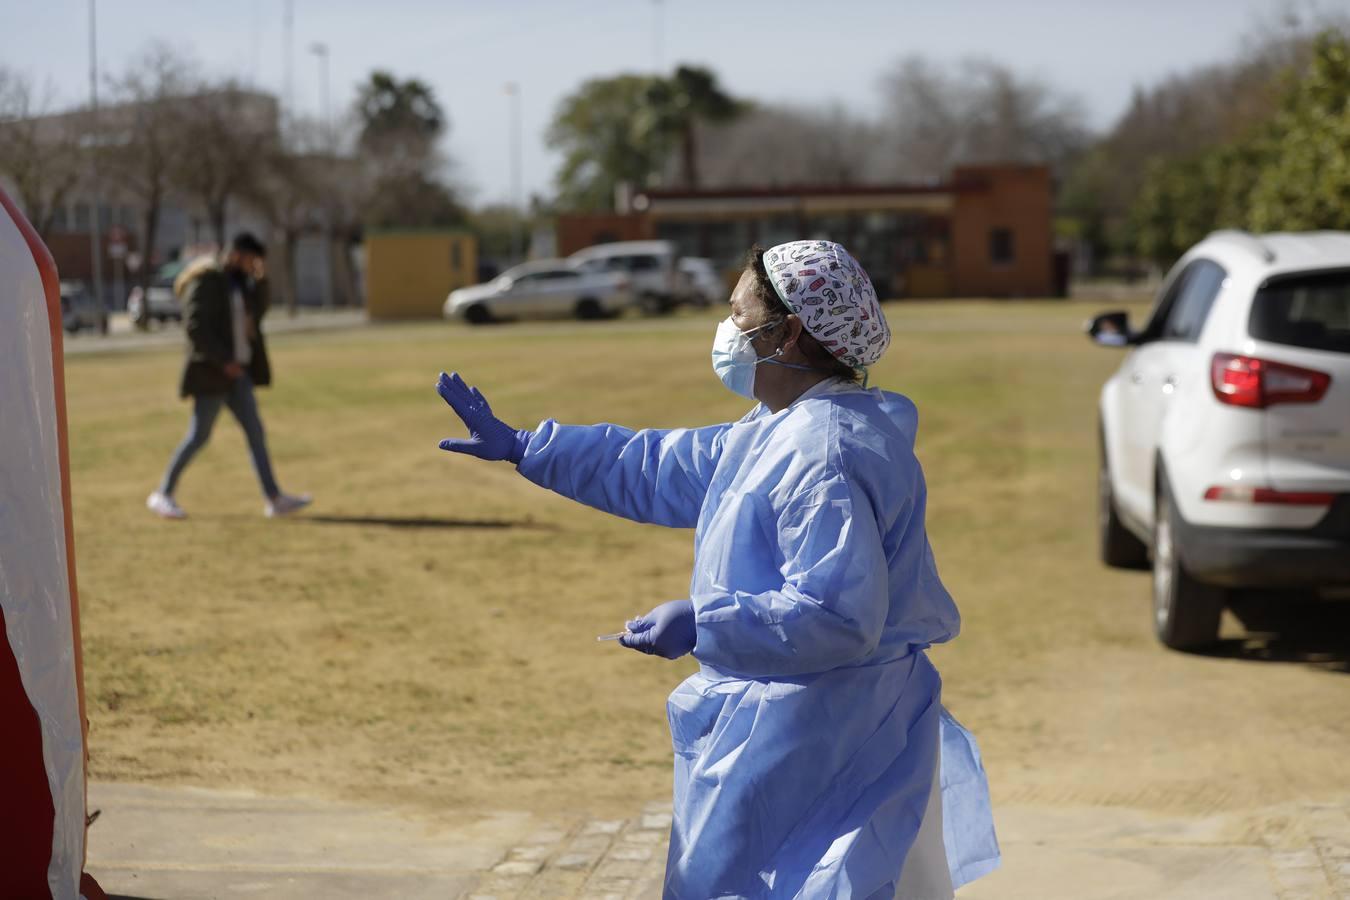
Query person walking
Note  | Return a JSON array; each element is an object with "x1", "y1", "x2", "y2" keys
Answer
[
  {"x1": 146, "y1": 233, "x2": 311, "y2": 520},
  {"x1": 434, "y1": 241, "x2": 998, "y2": 898}
]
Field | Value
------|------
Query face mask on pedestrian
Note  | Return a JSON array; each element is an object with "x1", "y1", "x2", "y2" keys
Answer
[{"x1": 711, "y1": 316, "x2": 815, "y2": 400}]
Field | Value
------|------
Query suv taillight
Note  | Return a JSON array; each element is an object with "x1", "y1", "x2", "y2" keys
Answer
[
  {"x1": 1203, "y1": 485, "x2": 1335, "y2": 505},
  {"x1": 1210, "y1": 353, "x2": 1331, "y2": 408}
]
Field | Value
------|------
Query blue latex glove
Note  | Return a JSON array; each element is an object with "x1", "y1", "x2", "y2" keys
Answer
[
  {"x1": 436, "y1": 372, "x2": 531, "y2": 463},
  {"x1": 620, "y1": 599, "x2": 696, "y2": 659}
]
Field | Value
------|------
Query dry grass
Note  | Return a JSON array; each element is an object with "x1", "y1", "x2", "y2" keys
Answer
[{"x1": 70, "y1": 300, "x2": 1350, "y2": 822}]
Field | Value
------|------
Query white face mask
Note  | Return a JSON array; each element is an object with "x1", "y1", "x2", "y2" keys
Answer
[{"x1": 710, "y1": 316, "x2": 783, "y2": 399}]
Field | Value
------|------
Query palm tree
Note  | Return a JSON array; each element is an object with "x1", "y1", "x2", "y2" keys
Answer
[{"x1": 643, "y1": 66, "x2": 747, "y2": 190}]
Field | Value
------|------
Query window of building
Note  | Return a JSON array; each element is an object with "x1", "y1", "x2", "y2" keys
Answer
[
  {"x1": 990, "y1": 228, "x2": 1014, "y2": 265},
  {"x1": 51, "y1": 206, "x2": 69, "y2": 233},
  {"x1": 450, "y1": 241, "x2": 462, "y2": 271},
  {"x1": 74, "y1": 204, "x2": 90, "y2": 231}
]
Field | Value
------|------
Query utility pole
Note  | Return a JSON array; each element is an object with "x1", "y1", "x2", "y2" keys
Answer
[
  {"x1": 283, "y1": 0, "x2": 294, "y2": 130},
  {"x1": 652, "y1": 0, "x2": 664, "y2": 74},
  {"x1": 309, "y1": 42, "x2": 331, "y2": 147},
  {"x1": 87, "y1": 0, "x2": 106, "y2": 333},
  {"x1": 505, "y1": 82, "x2": 523, "y2": 263},
  {"x1": 310, "y1": 41, "x2": 334, "y2": 305}
]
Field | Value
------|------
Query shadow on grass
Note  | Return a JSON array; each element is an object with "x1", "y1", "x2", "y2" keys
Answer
[
  {"x1": 1199, "y1": 597, "x2": 1350, "y2": 673},
  {"x1": 298, "y1": 514, "x2": 555, "y2": 531}
]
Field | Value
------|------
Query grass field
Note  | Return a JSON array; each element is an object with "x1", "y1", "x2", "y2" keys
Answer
[{"x1": 68, "y1": 299, "x2": 1350, "y2": 823}]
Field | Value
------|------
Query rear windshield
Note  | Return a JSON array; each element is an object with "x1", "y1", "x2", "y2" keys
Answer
[{"x1": 1249, "y1": 270, "x2": 1350, "y2": 354}]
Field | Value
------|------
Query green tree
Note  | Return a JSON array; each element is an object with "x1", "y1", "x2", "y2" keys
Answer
[
  {"x1": 547, "y1": 74, "x2": 667, "y2": 210},
  {"x1": 355, "y1": 71, "x2": 444, "y2": 164},
  {"x1": 547, "y1": 67, "x2": 747, "y2": 209},
  {"x1": 1250, "y1": 31, "x2": 1350, "y2": 231},
  {"x1": 363, "y1": 170, "x2": 465, "y2": 229},
  {"x1": 1063, "y1": 11, "x2": 1344, "y2": 268},
  {"x1": 1131, "y1": 157, "x2": 1192, "y2": 267},
  {"x1": 639, "y1": 65, "x2": 747, "y2": 190},
  {"x1": 1131, "y1": 139, "x2": 1268, "y2": 268},
  {"x1": 352, "y1": 71, "x2": 462, "y2": 228}
]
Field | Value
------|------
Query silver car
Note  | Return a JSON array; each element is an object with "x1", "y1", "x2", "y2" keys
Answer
[
  {"x1": 443, "y1": 260, "x2": 632, "y2": 324},
  {"x1": 126, "y1": 261, "x2": 184, "y2": 324}
]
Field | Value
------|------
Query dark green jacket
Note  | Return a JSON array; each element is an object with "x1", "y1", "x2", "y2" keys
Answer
[{"x1": 178, "y1": 263, "x2": 272, "y2": 397}]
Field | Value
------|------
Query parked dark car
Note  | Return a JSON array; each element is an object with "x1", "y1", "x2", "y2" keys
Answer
[{"x1": 59, "y1": 280, "x2": 105, "y2": 333}]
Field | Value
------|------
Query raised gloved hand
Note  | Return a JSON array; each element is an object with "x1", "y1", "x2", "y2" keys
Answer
[
  {"x1": 620, "y1": 599, "x2": 696, "y2": 659},
  {"x1": 436, "y1": 372, "x2": 531, "y2": 463}
]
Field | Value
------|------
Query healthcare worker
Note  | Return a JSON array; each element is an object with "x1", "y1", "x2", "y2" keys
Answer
[{"x1": 435, "y1": 241, "x2": 999, "y2": 899}]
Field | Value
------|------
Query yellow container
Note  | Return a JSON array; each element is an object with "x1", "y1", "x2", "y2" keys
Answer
[{"x1": 365, "y1": 230, "x2": 478, "y2": 320}]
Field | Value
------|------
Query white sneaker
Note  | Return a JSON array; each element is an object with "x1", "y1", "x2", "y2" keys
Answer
[
  {"x1": 146, "y1": 491, "x2": 186, "y2": 520},
  {"x1": 265, "y1": 492, "x2": 312, "y2": 518}
]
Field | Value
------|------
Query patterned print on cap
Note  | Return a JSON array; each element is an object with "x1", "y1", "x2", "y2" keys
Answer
[{"x1": 762, "y1": 240, "x2": 891, "y2": 368}]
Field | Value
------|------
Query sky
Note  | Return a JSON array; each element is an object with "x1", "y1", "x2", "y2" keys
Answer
[{"x1": 3, "y1": 0, "x2": 1347, "y2": 206}]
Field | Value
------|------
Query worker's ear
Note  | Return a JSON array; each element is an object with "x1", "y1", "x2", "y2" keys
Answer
[{"x1": 780, "y1": 315, "x2": 805, "y2": 354}]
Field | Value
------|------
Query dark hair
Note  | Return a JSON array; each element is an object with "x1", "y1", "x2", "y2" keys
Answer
[
  {"x1": 231, "y1": 232, "x2": 267, "y2": 258},
  {"x1": 745, "y1": 245, "x2": 861, "y2": 383}
]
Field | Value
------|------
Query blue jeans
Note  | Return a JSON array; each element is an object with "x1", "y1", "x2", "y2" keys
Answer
[{"x1": 159, "y1": 373, "x2": 280, "y2": 499}]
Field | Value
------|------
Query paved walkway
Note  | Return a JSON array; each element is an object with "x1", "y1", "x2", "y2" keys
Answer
[
  {"x1": 65, "y1": 309, "x2": 368, "y2": 356},
  {"x1": 86, "y1": 783, "x2": 1350, "y2": 899}
]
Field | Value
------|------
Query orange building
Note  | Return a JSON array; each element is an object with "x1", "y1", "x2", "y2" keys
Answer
[{"x1": 556, "y1": 165, "x2": 1059, "y2": 299}]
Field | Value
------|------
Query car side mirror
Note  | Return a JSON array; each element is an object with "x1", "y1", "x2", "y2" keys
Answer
[{"x1": 1086, "y1": 310, "x2": 1133, "y2": 347}]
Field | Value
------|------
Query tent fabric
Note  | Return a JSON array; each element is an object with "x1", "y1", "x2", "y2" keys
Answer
[{"x1": 0, "y1": 188, "x2": 95, "y2": 900}]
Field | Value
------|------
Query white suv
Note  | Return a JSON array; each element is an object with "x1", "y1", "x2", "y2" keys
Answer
[
  {"x1": 1090, "y1": 230, "x2": 1350, "y2": 650},
  {"x1": 569, "y1": 241, "x2": 681, "y2": 314}
]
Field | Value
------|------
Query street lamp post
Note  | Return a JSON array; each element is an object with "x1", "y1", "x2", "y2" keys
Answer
[
  {"x1": 309, "y1": 42, "x2": 331, "y2": 147},
  {"x1": 652, "y1": 0, "x2": 665, "y2": 74},
  {"x1": 505, "y1": 82, "x2": 523, "y2": 264},
  {"x1": 283, "y1": 0, "x2": 294, "y2": 130}
]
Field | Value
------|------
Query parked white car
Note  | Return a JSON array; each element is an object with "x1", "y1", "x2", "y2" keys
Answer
[
  {"x1": 1090, "y1": 230, "x2": 1350, "y2": 650},
  {"x1": 443, "y1": 260, "x2": 632, "y2": 324},
  {"x1": 677, "y1": 257, "x2": 723, "y2": 307},
  {"x1": 126, "y1": 261, "x2": 184, "y2": 324},
  {"x1": 569, "y1": 240, "x2": 683, "y2": 314}
]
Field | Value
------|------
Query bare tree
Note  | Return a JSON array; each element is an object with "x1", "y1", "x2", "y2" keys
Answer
[
  {"x1": 169, "y1": 80, "x2": 278, "y2": 248},
  {"x1": 250, "y1": 149, "x2": 318, "y2": 314},
  {"x1": 876, "y1": 56, "x2": 1090, "y2": 180},
  {"x1": 0, "y1": 68, "x2": 86, "y2": 239},
  {"x1": 103, "y1": 44, "x2": 195, "y2": 324},
  {"x1": 316, "y1": 150, "x2": 370, "y2": 308},
  {"x1": 1062, "y1": 3, "x2": 1350, "y2": 265},
  {"x1": 683, "y1": 104, "x2": 886, "y2": 189}
]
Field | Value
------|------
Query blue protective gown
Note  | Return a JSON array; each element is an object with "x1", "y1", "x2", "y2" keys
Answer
[{"x1": 517, "y1": 379, "x2": 999, "y2": 899}]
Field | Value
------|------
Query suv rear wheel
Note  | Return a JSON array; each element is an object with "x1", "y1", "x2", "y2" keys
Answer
[
  {"x1": 1153, "y1": 477, "x2": 1224, "y2": 651},
  {"x1": 1099, "y1": 430, "x2": 1149, "y2": 569}
]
